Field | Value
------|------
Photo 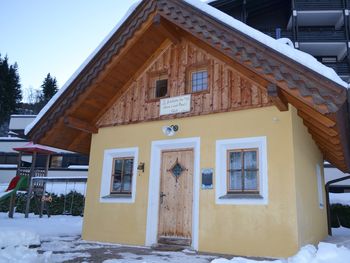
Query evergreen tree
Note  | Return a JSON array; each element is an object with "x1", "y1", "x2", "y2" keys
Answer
[
  {"x1": 0, "y1": 54, "x2": 22, "y2": 124},
  {"x1": 40, "y1": 73, "x2": 58, "y2": 103}
]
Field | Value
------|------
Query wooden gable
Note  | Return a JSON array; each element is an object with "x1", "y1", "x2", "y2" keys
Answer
[
  {"x1": 98, "y1": 39, "x2": 272, "y2": 127},
  {"x1": 26, "y1": 0, "x2": 350, "y2": 172}
]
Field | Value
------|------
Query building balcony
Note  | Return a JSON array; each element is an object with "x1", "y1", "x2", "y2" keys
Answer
[
  {"x1": 295, "y1": 0, "x2": 344, "y2": 11},
  {"x1": 323, "y1": 61, "x2": 350, "y2": 76},
  {"x1": 297, "y1": 28, "x2": 346, "y2": 42}
]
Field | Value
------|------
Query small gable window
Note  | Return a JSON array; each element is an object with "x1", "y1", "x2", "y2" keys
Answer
[
  {"x1": 111, "y1": 157, "x2": 134, "y2": 195},
  {"x1": 155, "y1": 78, "x2": 168, "y2": 98},
  {"x1": 147, "y1": 71, "x2": 168, "y2": 100},
  {"x1": 191, "y1": 70, "x2": 208, "y2": 92}
]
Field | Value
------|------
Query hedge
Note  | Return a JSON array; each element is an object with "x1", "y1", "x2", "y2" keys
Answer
[
  {"x1": 331, "y1": 204, "x2": 350, "y2": 228},
  {"x1": 0, "y1": 191, "x2": 85, "y2": 216}
]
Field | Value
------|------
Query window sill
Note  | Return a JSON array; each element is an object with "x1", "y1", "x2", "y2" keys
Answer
[
  {"x1": 219, "y1": 194, "x2": 263, "y2": 200},
  {"x1": 102, "y1": 194, "x2": 132, "y2": 199}
]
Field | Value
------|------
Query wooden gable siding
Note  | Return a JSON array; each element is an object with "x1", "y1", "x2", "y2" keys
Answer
[{"x1": 98, "y1": 39, "x2": 272, "y2": 127}]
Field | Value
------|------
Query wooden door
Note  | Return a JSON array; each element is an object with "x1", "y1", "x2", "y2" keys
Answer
[{"x1": 158, "y1": 149, "x2": 194, "y2": 246}]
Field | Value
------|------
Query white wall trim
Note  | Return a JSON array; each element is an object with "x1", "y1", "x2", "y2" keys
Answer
[
  {"x1": 215, "y1": 136, "x2": 268, "y2": 205},
  {"x1": 145, "y1": 137, "x2": 200, "y2": 250},
  {"x1": 99, "y1": 147, "x2": 138, "y2": 203}
]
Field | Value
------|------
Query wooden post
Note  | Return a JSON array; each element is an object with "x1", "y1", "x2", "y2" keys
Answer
[
  {"x1": 8, "y1": 193, "x2": 16, "y2": 218},
  {"x1": 16, "y1": 152, "x2": 22, "y2": 176},
  {"x1": 40, "y1": 154, "x2": 50, "y2": 218},
  {"x1": 25, "y1": 152, "x2": 37, "y2": 218}
]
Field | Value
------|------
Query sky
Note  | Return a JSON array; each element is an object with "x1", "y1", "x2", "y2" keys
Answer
[{"x1": 0, "y1": 0, "x2": 139, "y2": 102}]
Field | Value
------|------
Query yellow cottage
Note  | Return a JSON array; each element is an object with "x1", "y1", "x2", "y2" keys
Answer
[{"x1": 26, "y1": 0, "x2": 350, "y2": 258}]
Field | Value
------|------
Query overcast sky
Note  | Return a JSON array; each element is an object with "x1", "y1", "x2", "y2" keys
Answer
[{"x1": 0, "y1": 0, "x2": 139, "y2": 102}]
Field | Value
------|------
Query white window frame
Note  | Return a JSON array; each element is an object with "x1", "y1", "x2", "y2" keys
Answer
[
  {"x1": 216, "y1": 136, "x2": 268, "y2": 205},
  {"x1": 316, "y1": 164, "x2": 324, "y2": 209},
  {"x1": 100, "y1": 147, "x2": 138, "y2": 203}
]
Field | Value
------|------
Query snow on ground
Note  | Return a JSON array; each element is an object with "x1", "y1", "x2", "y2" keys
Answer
[
  {"x1": 0, "y1": 212, "x2": 83, "y2": 263},
  {"x1": 212, "y1": 243, "x2": 350, "y2": 263},
  {"x1": 0, "y1": 212, "x2": 82, "y2": 237},
  {"x1": 2, "y1": 212, "x2": 350, "y2": 262},
  {"x1": 329, "y1": 193, "x2": 350, "y2": 206}
]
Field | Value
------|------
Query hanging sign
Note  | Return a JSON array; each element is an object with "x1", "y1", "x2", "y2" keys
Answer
[{"x1": 160, "y1": 95, "x2": 191, "y2": 116}]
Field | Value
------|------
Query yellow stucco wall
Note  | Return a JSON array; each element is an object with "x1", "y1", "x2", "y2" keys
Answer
[
  {"x1": 82, "y1": 106, "x2": 327, "y2": 258},
  {"x1": 290, "y1": 108, "x2": 328, "y2": 247}
]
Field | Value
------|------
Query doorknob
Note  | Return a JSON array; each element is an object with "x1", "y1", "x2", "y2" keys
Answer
[{"x1": 160, "y1": 192, "x2": 166, "y2": 204}]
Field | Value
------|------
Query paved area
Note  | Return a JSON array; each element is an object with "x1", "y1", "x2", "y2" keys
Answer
[{"x1": 38, "y1": 236, "x2": 273, "y2": 263}]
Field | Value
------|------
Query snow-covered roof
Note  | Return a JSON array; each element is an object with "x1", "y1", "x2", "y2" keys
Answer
[{"x1": 25, "y1": 0, "x2": 348, "y2": 136}]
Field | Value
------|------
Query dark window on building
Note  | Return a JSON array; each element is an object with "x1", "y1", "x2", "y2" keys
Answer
[{"x1": 155, "y1": 79, "x2": 168, "y2": 98}]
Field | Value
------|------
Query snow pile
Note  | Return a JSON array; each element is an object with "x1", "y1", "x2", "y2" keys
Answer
[
  {"x1": 0, "y1": 226, "x2": 51, "y2": 263},
  {"x1": 0, "y1": 228, "x2": 40, "y2": 248},
  {"x1": 329, "y1": 193, "x2": 350, "y2": 206},
  {"x1": 211, "y1": 242, "x2": 350, "y2": 263},
  {"x1": 0, "y1": 213, "x2": 84, "y2": 263},
  {"x1": 0, "y1": 246, "x2": 52, "y2": 263}
]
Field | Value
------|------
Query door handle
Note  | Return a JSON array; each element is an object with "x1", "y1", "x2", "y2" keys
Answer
[{"x1": 160, "y1": 192, "x2": 166, "y2": 204}]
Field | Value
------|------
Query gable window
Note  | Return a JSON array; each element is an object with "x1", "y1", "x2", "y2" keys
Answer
[
  {"x1": 100, "y1": 147, "x2": 138, "y2": 203},
  {"x1": 155, "y1": 78, "x2": 168, "y2": 98},
  {"x1": 191, "y1": 70, "x2": 208, "y2": 92},
  {"x1": 216, "y1": 137, "x2": 268, "y2": 205},
  {"x1": 111, "y1": 157, "x2": 134, "y2": 194},
  {"x1": 227, "y1": 149, "x2": 259, "y2": 193},
  {"x1": 147, "y1": 71, "x2": 168, "y2": 101}
]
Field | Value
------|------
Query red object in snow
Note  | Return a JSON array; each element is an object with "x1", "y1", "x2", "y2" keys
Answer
[{"x1": 5, "y1": 176, "x2": 21, "y2": 192}]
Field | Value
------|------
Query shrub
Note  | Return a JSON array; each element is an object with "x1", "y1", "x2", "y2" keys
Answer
[
  {"x1": 0, "y1": 191, "x2": 85, "y2": 216},
  {"x1": 330, "y1": 204, "x2": 350, "y2": 228}
]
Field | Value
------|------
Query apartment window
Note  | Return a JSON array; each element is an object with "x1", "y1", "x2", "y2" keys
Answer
[
  {"x1": 100, "y1": 147, "x2": 138, "y2": 203},
  {"x1": 227, "y1": 149, "x2": 259, "y2": 193},
  {"x1": 191, "y1": 70, "x2": 208, "y2": 92},
  {"x1": 111, "y1": 157, "x2": 133, "y2": 194},
  {"x1": 216, "y1": 137, "x2": 268, "y2": 205},
  {"x1": 50, "y1": 156, "x2": 63, "y2": 168}
]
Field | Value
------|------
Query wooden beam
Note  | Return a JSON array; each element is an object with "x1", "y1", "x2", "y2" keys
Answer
[
  {"x1": 64, "y1": 116, "x2": 98, "y2": 134},
  {"x1": 153, "y1": 14, "x2": 181, "y2": 44},
  {"x1": 283, "y1": 91, "x2": 336, "y2": 128},
  {"x1": 267, "y1": 84, "x2": 288, "y2": 111},
  {"x1": 298, "y1": 110, "x2": 338, "y2": 137}
]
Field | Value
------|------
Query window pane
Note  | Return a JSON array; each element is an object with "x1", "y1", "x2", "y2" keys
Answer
[
  {"x1": 112, "y1": 175, "x2": 122, "y2": 192},
  {"x1": 244, "y1": 151, "x2": 257, "y2": 169},
  {"x1": 124, "y1": 159, "x2": 133, "y2": 175},
  {"x1": 191, "y1": 70, "x2": 208, "y2": 92},
  {"x1": 123, "y1": 175, "x2": 132, "y2": 191},
  {"x1": 229, "y1": 171, "x2": 243, "y2": 191},
  {"x1": 229, "y1": 151, "x2": 242, "y2": 170},
  {"x1": 244, "y1": 171, "x2": 258, "y2": 191},
  {"x1": 114, "y1": 159, "x2": 123, "y2": 175}
]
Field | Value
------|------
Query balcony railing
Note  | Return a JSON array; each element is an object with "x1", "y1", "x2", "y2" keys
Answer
[
  {"x1": 295, "y1": 0, "x2": 344, "y2": 11},
  {"x1": 298, "y1": 28, "x2": 346, "y2": 42},
  {"x1": 323, "y1": 62, "x2": 350, "y2": 75},
  {"x1": 260, "y1": 28, "x2": 293, "y2": 40}
]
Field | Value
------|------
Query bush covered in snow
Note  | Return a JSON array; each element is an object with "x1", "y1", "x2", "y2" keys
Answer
[{"x1": 0, "y1": 191, "x2": 85, "y2": 216}]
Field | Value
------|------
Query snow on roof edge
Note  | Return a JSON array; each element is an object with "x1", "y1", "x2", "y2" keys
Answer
[
  {"x1": 24, "y1": 1, "x2": 142, "y2": 136},
  {"x1": 184, "y1": 0, "x2": 349, "y2": 89}
]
